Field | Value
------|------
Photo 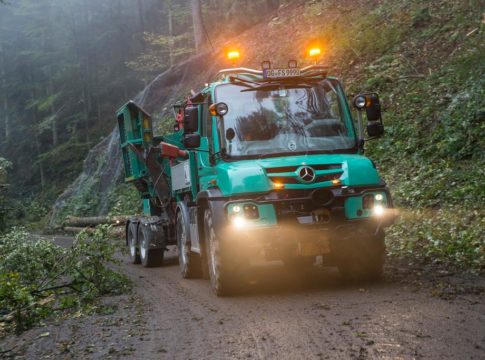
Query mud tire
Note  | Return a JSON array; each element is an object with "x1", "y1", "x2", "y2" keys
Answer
[
  {"x1": 127, "y1": 221, "x2": 141, "y2": 264},
  {"x1": 138, "y1": 224, "x2": 164, "y2": 268},
  {"x1": 204, "y1": 209, "x2": 245, "y2": 296}
]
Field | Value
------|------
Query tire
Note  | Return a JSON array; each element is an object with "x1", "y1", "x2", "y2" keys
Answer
[
  {"x1": 127, "y1": 221, "x2": 141, "y2": 264},
  {"x1": 138, "y1": 223, "x2": 164, "y2": 267},
  {"x1": 336, "y1": 230, "x2": 386, "y2": 282},
  {"x1": 204, "y1": 208, "x2": 246, "y2": 296},
  {"x1": 176, "y1": 210, "x2": 202, "y2": 278}
]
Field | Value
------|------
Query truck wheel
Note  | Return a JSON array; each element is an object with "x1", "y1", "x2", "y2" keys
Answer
[
  {"x1": 138, "y1": 224, "x2": 164, "y2": 267},
  {"x1": 337, "y1": 231, "x2": 385, "y2": 281},
  {"x1": 204, "y1": 209, "x2": 244, "y2": 296},
  {"x1": 176, "y1": 210, "x2": 202, "y2": 278},
  {"x1": 127, "y1": 222, "x2": 141, "y2": 264}
]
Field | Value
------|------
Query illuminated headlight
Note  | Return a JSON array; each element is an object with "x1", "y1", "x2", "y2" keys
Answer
[
  {"x1": 231, "y1": 216, "x2": 246, "y2": 229},
  {"x1": 233, "y1": 205, "x2": 241, "y2": 213},
  {"x1": 375, "y1": 194, "x2": 383, "y2": 201},
  {"x1": 373, "y1": 204, "x2": 385, "y2": 216}
]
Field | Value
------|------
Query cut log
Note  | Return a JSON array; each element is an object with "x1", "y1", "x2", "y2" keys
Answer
[
  {"x1": 63, "y1": 226, "x2": 124, "y2": 238},
  {"x1": 65, "y1": 215, "x2": 129, "y2": 227}
]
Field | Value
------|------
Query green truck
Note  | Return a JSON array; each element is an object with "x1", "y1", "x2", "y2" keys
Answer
[{"x1": 116, "y1": 61, "x2": 397, "y2": 296}]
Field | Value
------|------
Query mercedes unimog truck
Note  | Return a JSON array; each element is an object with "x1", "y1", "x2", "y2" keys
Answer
[{"x1": 116, "y1": 50, "x2": 397, "y2": 296}]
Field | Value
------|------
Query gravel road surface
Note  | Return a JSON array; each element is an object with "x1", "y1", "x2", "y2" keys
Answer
[{"x1": 2, "y1": 237, "x2": 484, "y2": 360}]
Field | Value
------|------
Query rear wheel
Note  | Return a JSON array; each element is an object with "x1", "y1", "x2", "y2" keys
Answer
[
  {"x1": 176, "y1": 210, "x2": 202, "y2": 278},
  {"x1": 204, "y1": 209, "x2": 246, "y2": 296},
  {"x1": 336, "y1": 230, "x2": 385, "y2": 281},
  {"x1": 138, "y1": 224, "x2": 164, "y2": 267},
  {"x1": 127, "y1": 222, "x2": 140, "y2": 264}
]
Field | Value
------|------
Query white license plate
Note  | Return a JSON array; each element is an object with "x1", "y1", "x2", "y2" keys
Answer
[{"x1": 263, "y1": 68, "x2": 301, "y2": 79}]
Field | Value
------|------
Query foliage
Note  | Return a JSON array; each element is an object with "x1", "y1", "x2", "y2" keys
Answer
[
  {"x1": 0, "y1": 226, "x2": 130, "y2": 333},
  {"x1": 108, "y1": 183, "x2": 141, "y2": 217},
  {"x1": 387, "y1": 207, "x2": 485, "y2": 269}
]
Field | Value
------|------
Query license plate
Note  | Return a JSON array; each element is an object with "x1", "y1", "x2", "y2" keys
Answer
[{"x1": 263, "y1": 68, "x2": 301, "y2": 79}]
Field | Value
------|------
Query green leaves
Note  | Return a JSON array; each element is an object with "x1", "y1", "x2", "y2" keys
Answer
[{"x1": 0, "y1": 226, "x2": 130, "y2": 333}]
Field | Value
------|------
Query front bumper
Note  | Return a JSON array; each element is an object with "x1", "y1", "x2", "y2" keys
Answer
[{"x1": 224, "y1": 185, "x2": 398, "y2": 230}]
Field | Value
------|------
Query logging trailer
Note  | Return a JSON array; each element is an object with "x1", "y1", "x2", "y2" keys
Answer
[{"x1": 116, "y1": 49, "x2": 397, "y2": 295}]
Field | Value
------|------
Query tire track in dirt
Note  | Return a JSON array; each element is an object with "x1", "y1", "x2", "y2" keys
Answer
[{"x1": 118, "y1": 247, "x2": 485, "y2": 359}]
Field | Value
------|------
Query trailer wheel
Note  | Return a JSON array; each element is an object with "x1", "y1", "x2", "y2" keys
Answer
[
  {"x1": 336, "y1": 230, "x2": 385, "y2": 282},
  {"x1": 176, "y1": 210, "x2": 202, "y2": 278},
  {"x1": 127, "y1": 222, "x2": 141, "y2": 264},
  {"x1": 138, "y1": 224, "x2": 164, "y2": 267},
  {"x1": 204, "y1": 209, "x2": 244, "y2": 296}
]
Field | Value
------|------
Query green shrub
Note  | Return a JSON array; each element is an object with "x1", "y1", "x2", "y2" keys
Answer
[{"x1": 0, "y1": 226, "x2": 130, "y2": 333}]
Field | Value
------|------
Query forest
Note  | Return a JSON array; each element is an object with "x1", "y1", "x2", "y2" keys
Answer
[
  {"x1": 0, "y1": 0, "x2": 484, "y2": 357},
  {"x1": 0, "y1": 0, "x2": 281, "y2": 228}
]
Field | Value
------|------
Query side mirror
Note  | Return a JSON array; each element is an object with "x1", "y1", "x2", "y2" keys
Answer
[
  {"x1": 184, "y1": 105, "x2": 199, "y2": 133},
  {"x1": 366, "y1": 122, "x2": 384, "y2": 137},
  {"x1": 353, "y1": 93, "x2": 384, "y2": 138},
  {"x1": 183, "y1": 133, "x2": 201, "y2": 148}
]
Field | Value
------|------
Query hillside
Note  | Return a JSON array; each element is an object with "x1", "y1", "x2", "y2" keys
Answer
[{"x1": 52, "y1": 0, "x2": 484, "y2": 269}]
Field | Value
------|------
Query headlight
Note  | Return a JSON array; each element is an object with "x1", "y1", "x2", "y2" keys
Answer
[
  {"x1": 373, "y1": 204, "x2": 384, "y2": 216},
  {"x1": 375, "y1": 194, "x2": 383, "y2": 201},
  {"x1": 231, "y1": 216, "x2": 246, "y2": 229}
]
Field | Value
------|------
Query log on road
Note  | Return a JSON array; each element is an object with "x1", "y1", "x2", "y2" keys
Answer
[
  {"x1": 63, "y1": 226, "x2": 124, "y2": 238},
  {"x1": 65, "y1": 215, "x2": 129, "y2": 227}
]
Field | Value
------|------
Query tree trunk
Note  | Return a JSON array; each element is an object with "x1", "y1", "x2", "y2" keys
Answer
[
  {"x1": 47, "y1": 68, "x2": 58, "y2": 146},
  {"x1": 0, "y1": 43, "x2": 9, "y2": 142},
  {"x1": 167, "y1": 0, "x2": 174, "y2": 67},
  {"x1": 29, "y1": 70, "x2": 45, "y2": 189},
  {"x1": 65, "y1": 215, "x2": 130, "y2": 227},
  {"x1": 191, "y1": 0, "x2": 205, "y2": 53}
]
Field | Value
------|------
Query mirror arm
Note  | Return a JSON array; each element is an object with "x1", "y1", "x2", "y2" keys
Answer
[{"x1": 356, "y1": 110, "x2": 365, "y2": 141}]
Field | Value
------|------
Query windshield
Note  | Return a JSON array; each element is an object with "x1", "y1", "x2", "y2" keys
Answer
[{"x1": 214, "y1": 80, "x2": 356, "y2": 158}]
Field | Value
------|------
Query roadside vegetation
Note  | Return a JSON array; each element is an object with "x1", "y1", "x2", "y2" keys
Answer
[{"x1": 0, "y1": 226, "x2": 130, "y2": 334}]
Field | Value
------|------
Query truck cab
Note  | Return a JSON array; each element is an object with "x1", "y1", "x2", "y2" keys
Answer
[{"x1": 117, "y1": 62, "x2": 397, "y2": 296}]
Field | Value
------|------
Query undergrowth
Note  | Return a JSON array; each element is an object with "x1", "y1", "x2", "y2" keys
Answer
[{"x1": 0, "y1": 226, "x2": 130, "y2": 334}]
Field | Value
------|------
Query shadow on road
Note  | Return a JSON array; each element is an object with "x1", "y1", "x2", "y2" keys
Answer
[{"x1": 162, "y1": 249, "x2": 392, "y2": 297}]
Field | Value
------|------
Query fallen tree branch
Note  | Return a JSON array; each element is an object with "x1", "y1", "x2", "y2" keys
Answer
[{"x1": 64, "y1": 215, "x2": 129, "y2": 227}]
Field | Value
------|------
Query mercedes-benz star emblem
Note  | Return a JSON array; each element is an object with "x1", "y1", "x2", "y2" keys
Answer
[{"x1": 297, "y1": 166, "x2": 316, "y2": 183}]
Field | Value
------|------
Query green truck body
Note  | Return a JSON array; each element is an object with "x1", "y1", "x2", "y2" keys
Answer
[{"x1": 116, "y1": 64, "x2": 397, "y2": 295}]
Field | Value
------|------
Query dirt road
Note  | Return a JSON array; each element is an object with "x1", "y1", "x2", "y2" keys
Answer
[
  {"x1": 122, "y1": 247, "x2": 484, "y2": 360},
  {"x1": 2, "y1": 239, "x2": 484, "y2": 359}
]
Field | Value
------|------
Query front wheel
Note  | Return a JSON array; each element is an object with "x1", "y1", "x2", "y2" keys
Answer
[
  {"x1": 204, "y1": 209, "x2": 246, "y2": 296},
  {"x1": 138, "y1": 224, "x2": 164, "y2": 268}
]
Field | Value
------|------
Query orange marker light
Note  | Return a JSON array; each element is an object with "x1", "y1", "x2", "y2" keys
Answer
[
  {"x1": 274, "y1": 182, "x2": 285, "y2": 189},
  {"x1": 331, "y1": 179, "x2": 341, "y2": 186},
  {"x1": 227, "y1": 50, "x2": 240, "y2": 61},
  {"x1": 308, "y1": 47, "x2": 322, "y2": 57}
]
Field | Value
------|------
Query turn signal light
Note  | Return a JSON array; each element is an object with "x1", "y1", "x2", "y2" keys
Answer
[{"x1": 274, "y1": 182, "x2": 284, "y2": 189}]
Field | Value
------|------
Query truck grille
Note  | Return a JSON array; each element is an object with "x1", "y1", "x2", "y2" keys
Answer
[
  {"x1": 270, "y1": 172, "x2": 342, "y2": 184},
  {"x1": 265, "y1": 164, "x2": 342, "y2": 174}
]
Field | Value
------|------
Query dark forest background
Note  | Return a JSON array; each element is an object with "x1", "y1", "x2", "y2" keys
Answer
[{"x1": 0, "y1": 0, "x2": 280, "y2": 205}]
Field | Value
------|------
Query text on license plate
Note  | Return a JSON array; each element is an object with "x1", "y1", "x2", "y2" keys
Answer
[{"x1": 263, "y1": 68, "x2": 301, "y2": 79}]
